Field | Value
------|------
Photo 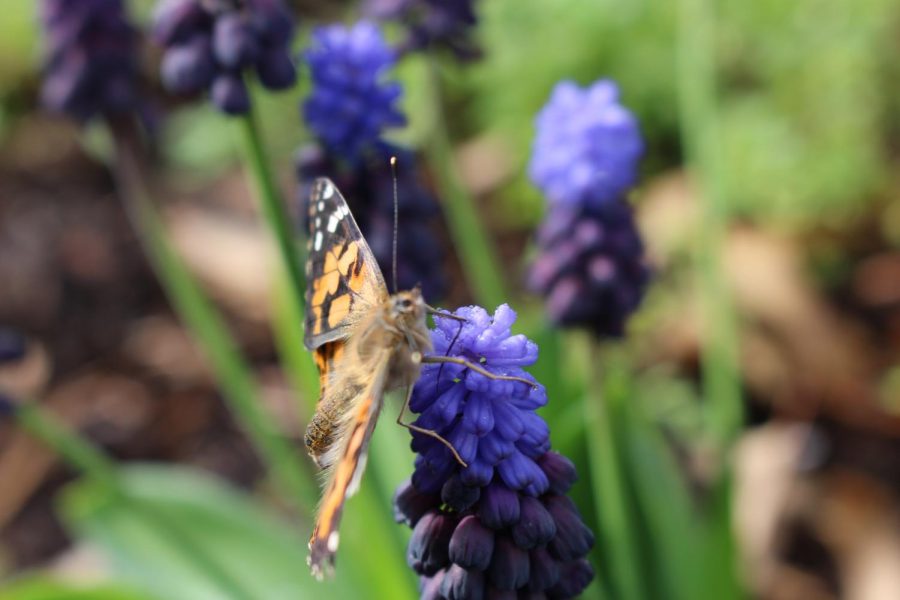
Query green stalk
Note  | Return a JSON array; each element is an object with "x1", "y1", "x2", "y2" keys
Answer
[
  {"x1": 108, "y1": 118, "x2": 316, "y2": 513},
  {"x1": 576, "y1": 336, "x2": 646, "y2": 600},
  {"x1": 424, "y1": 60, "x2": 507, "y2": 309},
  {"x1": 15, "y1": 402, "x2": 119, "y2": 489},
  {"x1": 676, "y1": 0, "x2": 742, "y2": 445},
  {"x1": 237, "y1": 85, "x2": 307, "y2": 311}
]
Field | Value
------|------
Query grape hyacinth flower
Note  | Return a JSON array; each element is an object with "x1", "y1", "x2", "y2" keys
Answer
[
  {"x1": 364, "y1": 0, "x2": 481, "y2": 59},
  {"x1": 394, "y1": 305, "x2": 595, "y2": 599},
  {"x1": 303, "y1": 21, "x2": 406, "y2": 165},
  {"x1": 296, "y1": 144, "x2": 447, "y2": 300},
  {"x1": 528, "y1": 203, "x2": 650, "y2": 338},
  {"x1": 39, "y1": 0, "x2": 138, "y2": 122},
  {"x1": 529, "y1": 80, "x2": 644, "y2": 208},
  {"x1": 529, "y1": 79, "x2": 649, "y2": 337},
  {"x1": 153, "y1": 0, "x2": 296, "y2": 115}
]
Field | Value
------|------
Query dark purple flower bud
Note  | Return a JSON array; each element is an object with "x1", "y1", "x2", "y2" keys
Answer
[
  {"x1": 511, "y1": 497, "x2": 556, "y2": 549},
  {"x1": 485, "y1": 588, "x2": 517, "y2": 600},
  {"x1": 546, "y1": 558, "x2": 594, "y2": 599},
  {"x1": 248, "y1": 0, "x2": 294, "y2": 46},
  {"x1": 39, "y1": 0, "x2": 138, "y2": 122},
  {"x1": 442, "y1": 475, "x2": 481, "y2": 512},
  {"x1": 440, "y1": 564, "x2": 485, "y2": 600},
  {"x1": 0, "y1": 328, "x2": 27, "y2": 364},
  {"x1": 153, "y1": 0, "x2": 209, "y2": 45},
  {"x1": 537, "y1": 452, "x2": 578, "y2": 495},
  {"x1": 527, "y1": 548, "x2": 561, "y2": 592},
  {"x1": 448, "y1": 515, "x2": 494, "y2": 571},
  {"x1": 488, "y1": 536, "x2": 530, "y2": 590},
  {"x1": 213, "y1": 13, "x2": 260, "y2": 69},
  {"x1": 364, "y1": 0, "x2": 481, "y2": 60},
  {"x1": 395, "y1": 479, "x2": 440, "y2": 526},
  {"x1": 546, "y1": 496, "x2": 595, "y2": 562},
  {"x1": 153, "y1": 0, "x2": 296, "y2": 114},
  {"x1": 408, "y1": 510, "x2": 456, "y2": 575},
  {"x1": 211, "y1": 73, "x2": 250, "y2": 115},
  {"x1": 478, "y1": 483, "x2": 520, "y2": 530},
  {"x1": 255, "y1": 48, "x2": 296, "y2": 89},
  {"x1": 160, "y1": 35, "x2": 215, "y2": 94},
  {"x1": 420, "y1": 572, "x2": 444, "y2": 600}
]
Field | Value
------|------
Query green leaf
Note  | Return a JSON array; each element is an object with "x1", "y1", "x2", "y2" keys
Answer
[
  {"x1": 60, "y1": 464, "x2": 357, "y2": 600},
  {"x1": 0, "y1": 578, "x2": 153, "y2": 600}
]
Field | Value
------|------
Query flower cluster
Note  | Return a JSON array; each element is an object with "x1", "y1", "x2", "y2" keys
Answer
[
  {"x1": 296, "y1": 144, "x2": 446, "y2": 300},
  {"x1": 394, "y1": 305, "x2": 595, "y2": 599},
  {"x1": 39, "y1": 0, "x2": 138, "y2": 122},
  {"x1": 303, "y1": 21, "x2": 405, "y2": 164},
  {"x1": 529, "y1": 80, "x2": 643, "y2": 209},
  {"x1": 364, "y1": 0, "x2": 481, "y2": 59},
  {"x1": 153, "y1": 0, "x2": 296, "y2": 115},
  {"x1": 528, "y1": 202, "x2": 650, "y2": 338},
  {"x1": 528, "y1": 80, "x2": 649, "y2": 337}
]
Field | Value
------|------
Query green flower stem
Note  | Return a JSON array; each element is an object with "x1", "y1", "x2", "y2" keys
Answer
[
  {"x1": 15, "y1": 402, "x2": 119, "y2": 489},
  {"x1": 574, "y1": 335, "x2": 646, "y2": 600},
  {"x1": 424, "y1": 60, "x2": 507, "y2": 309},
  {"x1": 676, "y1": 0, "x2": 743, "y2": 445},
  {"x1": 107, "y1": 117, "x2": 316, "y2": 513},
  {"x1": 237, "y1": 86, "x2": 307, "y2": 311}
]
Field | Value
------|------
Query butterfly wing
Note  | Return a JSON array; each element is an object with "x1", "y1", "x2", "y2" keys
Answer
[
  {"x1": 308, "y1": 352, "x2": 389, "y2": 580},
  {"x1": 304, "y1": 178, "x2": 388, "y2": 351}
]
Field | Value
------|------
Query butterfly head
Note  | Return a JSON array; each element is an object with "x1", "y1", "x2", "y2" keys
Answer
[{"x1": 388, "y1": 286, "x2": 426, "y2": 323}]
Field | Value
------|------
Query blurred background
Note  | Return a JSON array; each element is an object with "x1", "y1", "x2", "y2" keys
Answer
[{"x1": 1, "y1": 0, "x2": 900, "y2": 599}]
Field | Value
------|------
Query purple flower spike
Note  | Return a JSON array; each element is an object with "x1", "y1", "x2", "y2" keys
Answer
[
  {"x1": 529, "y1": 201, "x2": 650, "y2": 338},
  {"x1": 529, "y1": 79, "x2": 644, "y2": 208},
  {"x1": 363, "y1": 0, "x2": 481, "y2": 59},
  {"x1": 153, "y1": 0, "x2": 296, "y2": 116},
  {"x1": 303, "y1": 21, "x2": 406, "y2": 164},
  {"x1": 394, "y1": 305, "x2": 594, "y2": 598},
  {"x1": 39, "y1": 0, "x2": 138, "y2": 122}
]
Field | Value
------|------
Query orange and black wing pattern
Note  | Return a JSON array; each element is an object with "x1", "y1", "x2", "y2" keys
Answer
[
  {"x1": 307, "y1": 359, "x2": 388, "y2": 580},
  {"x1": 304, "y1": 178, "x2": 387, "y2": 351}
]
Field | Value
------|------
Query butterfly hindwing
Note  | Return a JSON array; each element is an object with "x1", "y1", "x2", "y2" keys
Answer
[
  {"x1": 307, "y1": 353, "x2": 389, "y2": 579},
  {"x1": 304, "y1": 178, "x2": 388, "y2": 351}
]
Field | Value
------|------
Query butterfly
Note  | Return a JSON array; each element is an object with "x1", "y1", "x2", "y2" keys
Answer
[{"x1": 303, "y1": 177, "x2": 534, "y2": 579}]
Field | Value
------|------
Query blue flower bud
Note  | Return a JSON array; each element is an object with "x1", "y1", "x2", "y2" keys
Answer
[
  {"x1": 511, "y1": 497, "x2": 556, "y2": 550},
  {"x1": 211, "y1": 73, "x2": 250, "y2": 115},
  {"x1": 546, "y1": 496, "x2": 595, "y2": 562}
]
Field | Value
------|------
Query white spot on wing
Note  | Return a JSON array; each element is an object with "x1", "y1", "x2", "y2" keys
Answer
[
  {"x1": 314, "y1": 230, "x2": 323, "y2": 251},
  {"x1": 327, "y1": 214, "x2": 340, "y2": 233},
  {"x1": 327, "y1": 532, "x2": 340, "y2": 552},
  {"x1": 322, "y1": 181, "x2": 334, "y2": 199},
  {"x1": 317, "y1": 201, "x2": 324, "y2": 211}
]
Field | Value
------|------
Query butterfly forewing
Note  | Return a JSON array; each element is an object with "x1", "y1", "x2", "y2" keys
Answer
[{"x1": 304, "y1": 178, "x2": 388, "y2": 351}]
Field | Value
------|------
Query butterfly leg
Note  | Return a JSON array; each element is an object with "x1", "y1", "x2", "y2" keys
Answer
[
  {"x1": 396, "y1": 385, "x2": 468, "y2": 468},
  {"x1": 421, "y1": 355, "x2": 538, "y2": 389},
  {"x1": 425, "y1": 305, "x2": 467, "y2": 322}
]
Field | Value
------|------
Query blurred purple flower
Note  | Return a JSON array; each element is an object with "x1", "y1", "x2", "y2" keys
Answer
[
  {"x1": 364, "y1": 0, "x2": 480, "y2": 59},
  {"x1": 529, "y1": 80, "x2": 644, "y2": 208},
  {"x1": 153, "y1": 0, "x2": 296, "y2": 115},
  {"x1": 39, "y1": 0, "x2": 138, "y2": 122},
  {"x1": 303, "y1": 21, "x2": 405, "y2": 164},
  {"x1": 529, "y1": 202, "x2": 649, "y2": 338},
  {"x1": 296, "y1": 143, "x2": 447, "y2": 300},
  {"x1": 394, "y1": 305, "x2": 595, "y2": 598},
  {"x1": 0, "y1": 328, "x2": 27, "y2": 364}
]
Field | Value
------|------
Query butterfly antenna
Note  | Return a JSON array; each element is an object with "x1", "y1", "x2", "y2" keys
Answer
[
  {"x1": 435, "y1": 316, "x2": 466, "y2": 397},
  {"x1": 390, "y1": 156, "x2": 399, "y2": 294}
]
